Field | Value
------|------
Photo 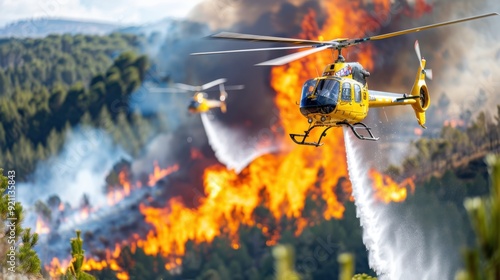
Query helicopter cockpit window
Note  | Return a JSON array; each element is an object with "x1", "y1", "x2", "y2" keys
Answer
[
  {"x1": 354, "y1": 84, "x2": 362, "y2": 103},
  {"x1": 188, "y1": 100, "x2": 201, "y2": 109},
  {"x1": 341, "y1": 83, "x2": 352, "y2": 101},
  {"x1": 302, "y1": 79, "x2": 317, "y2": 97},
  {"x1": 315, "y1": 79, "x2": 339, "y2": 99},
  {"x1": 300, "y1": 78, "x2": 340, "y2": 112}
]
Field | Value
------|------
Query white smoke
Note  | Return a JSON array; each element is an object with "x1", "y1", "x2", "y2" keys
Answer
[{"x1": 19, "y1": 126, "x2": 130, "y2": 208}]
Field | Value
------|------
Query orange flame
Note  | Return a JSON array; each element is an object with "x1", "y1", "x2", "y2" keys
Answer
[
  {"x1": 47, "y1": 244, "x2": 130, "y2": 279},
  {"x1": 107, "y1": 162, "x2": 179, "y2": 206},
  {"x1": 191, "y1": 148, "x2": 204, "y2": 159},
  {"x1": 46, "y1": 1, "x2": 429, "y2": 276},
  {"x1": 119, "y1": 170, "x2": 131, "y2": 196},
  {"x1": 148, "y1": 162, "x2": 179, "y2": 186},
  {"x1": 35, "y1": 217, "x2": 50, "y2": 235},
  {"x1": 47, "y1": 162, "x2": 180, "y2": 278},
  {"x1": 369, "y1": 169, "x2": 415, "y2": 203},
  {"x1": 134, "y1": 0, "x2": 405, "y2": 270},
  {"x1": 80, "y1": 207, "x2": 90, "y2": 220},
  {"x1": 444, "y1": 119, "x2": 465, "y2": 128},
  {"x1": 47, "y1": 257, "x2": 67, "y2": 278}
]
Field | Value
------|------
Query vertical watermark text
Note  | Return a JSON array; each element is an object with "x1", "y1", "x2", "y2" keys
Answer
[{"x1": 6, "y1": 170, "x2": 17, "y2": 274}]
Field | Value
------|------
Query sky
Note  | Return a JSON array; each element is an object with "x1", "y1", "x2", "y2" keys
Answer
[{"x1": 0, "y1": 0, "x2": 205, "y2": 27}]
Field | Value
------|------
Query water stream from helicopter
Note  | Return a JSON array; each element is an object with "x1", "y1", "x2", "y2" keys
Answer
[
  {"x1": 343, "y1": 127, "x2": 454, "y2": 280},
  {"x1": 201, "y1": 113, "x2": 282, "y2": 173}
]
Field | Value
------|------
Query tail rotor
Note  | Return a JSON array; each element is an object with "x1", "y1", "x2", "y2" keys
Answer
[
  {"x1": 414, "y1": 40, "x2": 433, "y2": 80},
  {"x1": 219, "y1": 83, "x2": 228, "y2": 113},
  {"x1": 410, "y1": 40, "x2": 432, "y2": 129}
]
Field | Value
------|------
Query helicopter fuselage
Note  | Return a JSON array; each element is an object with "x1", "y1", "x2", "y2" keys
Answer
[
  {"x1": 188, "y1": 92, "x2": 227, "y2": 113},
  {"x1": 292, "y1": 60, "x2": 429, "y2": 144},
  {"x1": 299, "y1": 62, "x2": 370, "y2": 127}
]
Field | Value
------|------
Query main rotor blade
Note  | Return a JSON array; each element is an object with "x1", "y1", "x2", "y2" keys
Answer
[
  {"x1": 191, "y1": 45, "x2": 309, "y2": 56},
  {"x1": 210, "y1": 31, "x2": 326, "y2": 45},
  {"x1": 201, "y1": 78, "x2": 227, "y2": 90},
  {"x1": 369, "y1": 12, "x2": 498, "y2": 41},
  {"x1": 414, "y1": 40, "x2": 423, "y2": 69},
  {"x1": 225, "y1": 85, "x2": 245, "y2": 90},
  {"x1": 256, "y1": 45, "x2": 330, "y2": 66},
  {"x1": 205, "y1": 85, "x2": 245, "y2": 91},
  {"x1": 149, "y1": 88, "x2": 187, "y2": 93},
  {"x1": 425, "y1": 69, "x2": 433, "y2": 80},
  {"x1": 175, "y1": 83, "x2": 199, "y2": 91}
]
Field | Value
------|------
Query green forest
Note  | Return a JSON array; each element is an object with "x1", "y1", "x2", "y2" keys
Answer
[
  {"x1": 1, "y1": 32, "x2": 499, "y2": 280},
  {"x1": 0, "y1": 33, "x2": 160, "y2": 180}
]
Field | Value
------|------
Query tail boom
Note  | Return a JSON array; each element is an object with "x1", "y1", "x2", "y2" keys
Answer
[{"x1": 409, "y1": 58, "x2": 430, "y2": 128}]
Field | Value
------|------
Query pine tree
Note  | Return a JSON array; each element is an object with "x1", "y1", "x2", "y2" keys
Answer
[
  {"x1": 131, "y1": 111, "x2": 152, "y2": 147},
  {"x1": 272, "y1": 244, "x2": 300, "y2": 280},
  {"x1": 63, "y1": 230, "x2": 96, "y2": 280},
  {"x1": 0, "y1": 168, "x2": 42, "y2": 278},
  {"x1": 352, "y1": 274, "x2": 378, "y2": 280},
  {"x1": 79, "y1": 112, "x2": 93, "y2": 127},
  {"x1": 0, "y1": 70, "x2": 10, "y2": 96},
  {"x1": 338, "y1": 253, "x2": 354, "y2": 280},
  {"x1": 459, "y1": 154, "x2": 500, "y2": 280},
  {"x1": 17, "y1": 228, "x2": 42, "y2": 274},
  {"x1": 46, "y1": 128, "x2": 61, "y2": 155},
  {"x1": 35, "y1": 143, "x2": 46, "y2": 161},
  {"x1": 116, "y1": 112, "x2": 140, "y2": 156}
]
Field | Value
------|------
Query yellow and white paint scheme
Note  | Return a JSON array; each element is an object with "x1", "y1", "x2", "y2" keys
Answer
[
  {"x1": 368, "y1": 58, "x2": 430, "y2": 128},
  {"x1": 302, "y1": 58, "x2": 429, "y2": 129},
  {"x1": 190, "y1": 12, "x2": 497, "y2": 145},
  {"x1": 188, "y1": 91, "x2": 227, "y2": 114}
]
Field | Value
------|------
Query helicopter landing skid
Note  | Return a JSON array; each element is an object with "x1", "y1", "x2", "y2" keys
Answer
[
  {"x1": 289, "y1": 125, "x2": 335, "y2": 147},
  {"x1": 337, "y1": 121, "x2": 379, "y2": 141}
]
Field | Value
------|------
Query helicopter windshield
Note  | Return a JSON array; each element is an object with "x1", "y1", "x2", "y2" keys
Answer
[
  {"x1": 188, "y1": 100, "x2": 201, "y2": 110},
  {"x1": 299, "y1": 78, "x2": 340, "y2": 116}
]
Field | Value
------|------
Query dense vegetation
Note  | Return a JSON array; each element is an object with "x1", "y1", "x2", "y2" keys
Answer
[
  {"x1": 389, "y1": 108, "x2": 500, "y2": 182},
  {"x1": 0, "y1": 33, "x2": 140, "y2": 93},
  {"x1": 1, "y1": 31, "x2": 498, "y2": 279},
  {"x1": 86, "y1": 200, "x2": 369, "y2": 280},
  {"x1": 0, "y1": 34, "x2": 157, "y2": 180},
  {"x1": 0, "y1": 168, "x2": 41, "y2": 278},
  {"x1": 457, "y1": 154, "x2": 500, "y2": 280},
  {"x1": 82, "y1": 157, "x2": 492, "y2": 280},
  {"x1": 84, "y1": 110, "x2": 498, "y2": 279}
]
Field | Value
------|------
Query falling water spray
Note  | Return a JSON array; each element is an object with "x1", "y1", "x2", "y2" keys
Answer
[
  {"x1": 343, "y1": 126, "x2": 391, "y2": 278},
  {"x1": 343, "y1": 127, "x2": 459, "y2": 280},
  {"x1": 201, "y1": 113, "x2": 282, "y2": 173}
]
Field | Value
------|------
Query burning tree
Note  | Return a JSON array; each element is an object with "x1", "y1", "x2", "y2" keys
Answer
[{"x1": 0, "y1": 168, "x2": 42, "y2": 278}]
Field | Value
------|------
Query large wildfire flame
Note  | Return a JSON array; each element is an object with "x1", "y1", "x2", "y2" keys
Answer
[
  {"x1": 135, "y1": 0, "x2": 416, "y2": 272},
  {"x1": 46, "y1": 1, "x2": 426, "y2": 278}
]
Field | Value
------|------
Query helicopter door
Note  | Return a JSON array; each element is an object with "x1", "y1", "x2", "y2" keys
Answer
[
  {"x1": 352, "y1": 84, "x2": 366, "y2": 119},
  {"x1": 341, "y1": 82, "x2": 352, "y2": 103},
  {"x1": 338, "y1": 82, "x2": 355, "y2": 118},
  {"x1": 354, "y1": 84, "x2": 362, "y2": 103}
]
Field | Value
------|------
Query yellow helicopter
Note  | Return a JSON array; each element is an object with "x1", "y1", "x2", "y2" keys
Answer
[
  {"x1": 191, "y1": 13, "x2": 498, "y2": 146},
  {"x1": 151, "y1": 78, "x2": 244, "y2": 114}
]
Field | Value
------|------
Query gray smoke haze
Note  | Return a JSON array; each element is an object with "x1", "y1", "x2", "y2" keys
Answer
[
  {"x1": 367, "y1": 0, "x2": 500, "y2": 130},
  {"x1": 184, "y1": 0, "x2": 500, "y2": 156},
  {"x1": 19, "y1": 127, "x2": 130, "y2": 208},
  {"x1": 20, "y1": 0, "x2": 500, "y2": 273},
  {"x1": 183, "y1": 1, "x2": 499, "y2": 279},
  {"x1": 187, "y1": 0, "x2": 312, "y2": 30}
]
